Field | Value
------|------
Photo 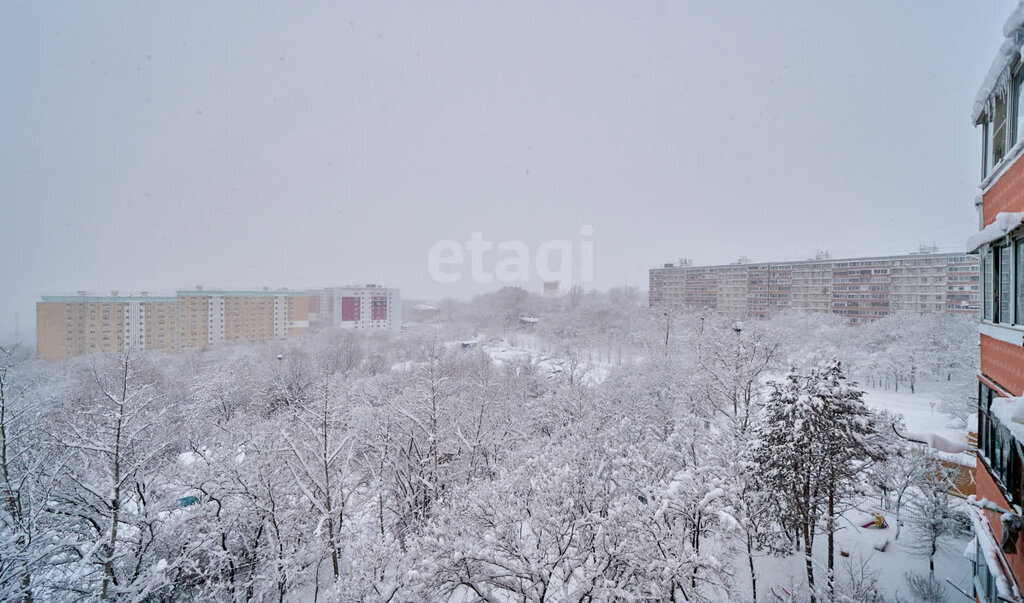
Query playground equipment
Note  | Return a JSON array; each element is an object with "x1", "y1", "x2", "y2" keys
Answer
[{"x1": 860, "y1": 514, "x2": 889, "y2": 529}]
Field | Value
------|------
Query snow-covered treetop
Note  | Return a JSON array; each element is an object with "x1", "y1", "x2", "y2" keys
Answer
[{"x1": 973, "y1": 1, "x2": 1024, "y2": 124}]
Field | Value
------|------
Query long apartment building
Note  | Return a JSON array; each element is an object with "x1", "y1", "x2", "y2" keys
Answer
[
  {"x1": 36, "y1": 288, "x2": 310, "y2": 360},
  {"x1": 649, "y1": 248, "x2": 979, "y2": 323},
  {"x1": 36, "y1": 284, "x2": 403, "y2": 360},
  {"x1": 969, "y1": 4, "x2": 1024, "y2": 600}
]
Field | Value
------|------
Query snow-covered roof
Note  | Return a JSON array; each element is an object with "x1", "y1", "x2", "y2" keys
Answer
[
  {"x1": 973, "y1": 2, "x2": 1024, "y2": 123},
  {"x1": 967, "y1": 212, "x2": 1024, "y2": 253},
  {"x1": 898, "y1": 429, "x2": 972, "y2": 455},
  {"x1": 895, "y1": 427, "x2": 975, "y2": 467},
  {"x1": 935, "y1": 449, "x2": 977, "y2": 468}
]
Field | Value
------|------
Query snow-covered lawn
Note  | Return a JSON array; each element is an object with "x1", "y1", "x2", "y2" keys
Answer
[
  {"x1": 862, "y1": 385, "x2": 966, "y2": 446},
  {"x1": 744, "y1": 497, "x2": 972, "y2": 601}
]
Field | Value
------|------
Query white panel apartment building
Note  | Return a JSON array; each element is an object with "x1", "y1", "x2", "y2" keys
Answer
[
  {"x1": 310, "y1": 285, "x2": 402, "y2": 334},
  {"x1": 649, "y1": 249, "x2": 980, "y2": 323}
]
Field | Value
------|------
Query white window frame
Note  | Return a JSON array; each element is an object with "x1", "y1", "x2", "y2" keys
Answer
[
  {"x1": 1000, "y1": 244, "x2": 1013, "y2": 325},
  {"x1": 984, "y1": 120, "x2": 993, "y2": 179}
]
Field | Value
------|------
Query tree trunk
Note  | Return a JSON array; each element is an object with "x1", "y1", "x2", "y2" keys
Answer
[
  {"x1": 321, "y1": 386, "x2": 340, "y2": 581},
  {"x1": 664, "y1": 310, "x2": 671, "y2": 356},
  {"x1": 803, "y1": 468, "x2": 816, "y2": 603},
  {"x1": 691, "y1": 510, "x2": 701, "y2": 589},
  {"x1": 804, "y1": 522, "x2": 816, "y2": 603},
  {"x1": 101, "y1": 356, "x2": 129, "y2": 600},
  {"x1": 747, "y1": 532, "x2": 757, "y2": 603},
  {"x1": 826, "y1": 484, "x2": 835, "y2": 602}
]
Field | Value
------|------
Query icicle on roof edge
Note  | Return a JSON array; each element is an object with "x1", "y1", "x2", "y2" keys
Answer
[{"x1": 973, "y1": 2, "x2": 1024, "y2": 123}]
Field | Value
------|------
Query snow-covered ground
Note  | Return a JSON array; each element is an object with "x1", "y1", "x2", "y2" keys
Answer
[
  {"x1": 744, "y1": 498, "x2": 973, "y2": 601},
  {"x1": 479, "y1": 335, "x2": 614, "y2": 385},
  {"x1": 862, "y1": 386, "x2": 966, "y2": 446},
  {"x1": 391, "y1": 334, "x2": 621, "y2": 385},
  {"x1": 740, "y1": 382, "x2": 975, "y2": 601},
  {"x1": 863, "y1": 385, "x2": 976, "y2": 468}
]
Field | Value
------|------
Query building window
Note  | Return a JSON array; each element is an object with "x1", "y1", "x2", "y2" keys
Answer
[
  {"x1": 980, "y1": 383, "x2": 1024, "y2": 504},
  {"x1": 978, "y1": 240, "x2": 1019, "y2": 323},
  {"x1": 975, "y1": 539, "x2": 998, "y2": 603},
  {"x1": 1001, "y1": 245, "x2": 1013, "y2": 323},
  {"x1": 1018, "y1": 239, "x2": 1024, "y2": 325},
  {"x1": 995, "y1": 93, "x2": 1010, "y2": 165},
  {"x1": 1015, "y1": 71, "x2": 1024, "y2": 149},
  {"x1": 980, "y1": 382, "x2": 991, "y2": 466},
  {"x1": 984, "y1": 249, "x2": 994, "y2": 321},
  {"x1": 984, "y1": 120, "x2": 993, "y2": 178},
  {"x1": 981, "y1": 242, "x2": 1019, "y2": 324}
]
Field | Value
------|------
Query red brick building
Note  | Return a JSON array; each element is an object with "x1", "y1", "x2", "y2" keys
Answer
[{"x1": 970, "y1": 6, "x2": 1024, "y2": 601}]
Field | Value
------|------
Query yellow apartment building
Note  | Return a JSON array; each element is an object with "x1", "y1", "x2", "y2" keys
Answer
[{"x1": 36, "y1": 288, "x2": 310, "y2": 360}]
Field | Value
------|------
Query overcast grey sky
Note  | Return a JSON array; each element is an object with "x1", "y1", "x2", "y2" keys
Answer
[{"x1": 0, "y1": 1, "x2": 1017, "y2": 342}]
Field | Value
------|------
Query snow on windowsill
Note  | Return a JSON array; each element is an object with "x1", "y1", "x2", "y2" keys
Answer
[
  {"x1": 990, "y1": 396, "x2": 1024, "y2": 445},
  {"x1": 980, "y1": 320, "x2": 1024, "y2": 331},
  {"x1": 967, "y1": 211, "x2": 1024, "y2": 252},
  {"x1": 980, "y1": 322, "x2": 1024, "y2": 347}
]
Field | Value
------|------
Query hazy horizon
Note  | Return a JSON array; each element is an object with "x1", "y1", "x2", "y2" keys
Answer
[{"x1": 2, "y1": 1, "x2": 1018, "y2": 343}]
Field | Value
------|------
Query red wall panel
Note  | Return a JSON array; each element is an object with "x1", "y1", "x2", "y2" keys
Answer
[
  {"x1": 985, "y1": 154, "x2": 1024, "y2": 226},
  {"x1": 341, "y1": 297, "x2": 360, "y2": 322},
  {"x1": 981, "y1": 334, "x2": 1024, "y2": 396},
  {"x1": 371, "y1": 296, "x2": 387, "y2": 320}
]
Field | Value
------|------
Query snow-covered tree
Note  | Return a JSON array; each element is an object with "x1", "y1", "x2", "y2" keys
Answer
[
  {"x1": 49, "y1": 350, "x2": 173, "y2": 599},
  {"x1": 808, "y1": 359, "x2": 886, "y2": 598},
  {"x1": 282, "y1": 347, "x2": 362, "y2": 583},
  {"x1": 693, "y1": 314, "x2": 783, "y2": 429},
  {"x1": 0, "y1": 344, "x2": 69, "y2": 601},
  {"x1": 752, "y1": 370, "x2": 826, "y2": 599},
  {"x1": 751, "y1": 359, "x2": 886, "y2": 602},
  {"x1": 907, "y1": 454, "x2": 958, "y2": 573}
]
